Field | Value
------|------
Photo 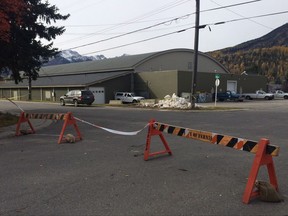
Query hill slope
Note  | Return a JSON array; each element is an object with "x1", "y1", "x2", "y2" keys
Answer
[
  {"x1": 208, "y1": 23, "x2": 288, "y2": 84},
  {"x1": 43, "y1": 49, "x2": 106, "y2": 66}
]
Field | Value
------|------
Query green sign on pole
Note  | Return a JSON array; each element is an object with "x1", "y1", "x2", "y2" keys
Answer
[{"x1": 215, "y1": 74, "x2": 220, "y2": 79}]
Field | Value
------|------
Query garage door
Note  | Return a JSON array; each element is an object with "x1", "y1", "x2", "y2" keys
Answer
[
  {"x1": 227, "y1": 81, "x2": 237, "y2": 93},
  {"x1": 89, "y1": 87, "x2": 105, "y2": 104}
]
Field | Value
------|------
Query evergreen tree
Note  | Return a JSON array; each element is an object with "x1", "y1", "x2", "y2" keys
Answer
[{"x1": 0, "y1": 0, "x2": 69, "y2": 100}]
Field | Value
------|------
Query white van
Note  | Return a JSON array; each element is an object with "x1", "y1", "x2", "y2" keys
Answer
[{"x1": 115, "y1": 92, "x2": 144, "y2": 103}]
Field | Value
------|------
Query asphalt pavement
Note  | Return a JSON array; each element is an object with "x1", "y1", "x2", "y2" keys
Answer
[
  {"x1": 1, "y1": 100, "x2": 288, "y2": 215},
  {"x1": 0, "y1": 118, "x2": 52, "y2": 139}
]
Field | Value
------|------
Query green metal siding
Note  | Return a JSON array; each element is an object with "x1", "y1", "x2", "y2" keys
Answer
[
  {"x1": 136, "y1": 70, "x2": 268, "y2": 100},
  {"x1": 136, "y1": 70, "x2": 177, "y2": 99},
  {"x1": 135, "y1": 51, "x2": 228, "y2": 73},
  {"x1": 55, "y1": 88, "x2": 70, "y2": 102},
  {"x1": 236, "y1": 75, "x2": 268, "y2": 93},
  {"x1": 31, "y1": 89, "x2": 41, "y2": 101},
  {"x1": 177, "y1": 71, "x2": 192, "y2": 94},
  {"x1": 20, "y1": 89, "x2": 29, "y2": 100},
  {"x1": 2, "y1": 89, "x2": 11, "y2": 98},
  {"x1": 196, "y1": 73, "x2": 217, "y2": 93},
  {"x1": 195, "y1": 73, "x2": 268, "y2": 94}
]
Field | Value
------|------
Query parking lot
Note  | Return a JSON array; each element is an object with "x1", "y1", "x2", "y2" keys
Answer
[{"x1": 1, "y1": 99, "x2": 288, "y2": 215}]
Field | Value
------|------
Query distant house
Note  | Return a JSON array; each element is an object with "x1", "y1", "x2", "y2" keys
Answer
[{"x1": 0, "y1": 48, "x2": 268, "y2": 103}]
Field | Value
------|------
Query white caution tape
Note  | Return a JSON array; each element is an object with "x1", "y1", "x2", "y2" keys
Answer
[
  {"x1": 5, "y1": 97, "x2": 25, "y2": 112},
  {"x1": 1, "y1": 93, "x2": 30, "y2": 101},
  {"x1": 74, "y1": 117, "x2": 149, "y2": 136}
]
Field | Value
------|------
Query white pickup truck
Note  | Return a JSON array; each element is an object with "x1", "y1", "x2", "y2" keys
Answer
[
  {"x1": 115, "y1": 92, "x2": 144, "y2": 103},
  {"x1": 242, "y1": 90, "x2": 274, "y2": 100},
  {"x1": 273, "y1": 90, "x2": 288, "y2": 99}
]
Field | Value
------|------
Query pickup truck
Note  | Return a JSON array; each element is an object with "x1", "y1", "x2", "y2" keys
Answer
[
  {"x1": 273, "y1": 90, "x2": 288, "y2": 99},
  {"x1": 115, "y1": 92, "x2": 144, "y2": 103},
  {"x1": 242, "y1": 90, "x2": 274, "y2": 100},
  {"x1": 214, "y1": 91, "x2": 244, "y2": 102}
]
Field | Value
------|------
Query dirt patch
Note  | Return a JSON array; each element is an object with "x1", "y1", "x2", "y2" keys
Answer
[{"x1": 0, "y1": 112, "x2": 19, "y2": 127}]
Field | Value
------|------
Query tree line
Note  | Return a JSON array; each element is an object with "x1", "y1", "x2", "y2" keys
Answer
[{"x1": 209, "y1": 46, "x2": 288, "y2": 86}]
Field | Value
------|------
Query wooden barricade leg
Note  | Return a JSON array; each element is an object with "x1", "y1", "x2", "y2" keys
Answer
[
  {"x1": 58, "y1": 112, "x2": 82, "y2": 144},
  {"x1": 15, "y1": 112, "x2": 35, "y2": 136},
  {"x1": 242, "y1": 138, "x2": 279, "y2": 204},
  {"x1": 144, "y1": 119, "x2": 172, "y2": 161}
]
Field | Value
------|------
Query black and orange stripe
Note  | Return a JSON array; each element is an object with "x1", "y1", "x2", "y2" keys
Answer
[
  {"x1": 24, "y1": 113, "x2": 66, "y2": 120},
  {"x1": 154, "y1": 122, "x2": 279, "y2": 156}
]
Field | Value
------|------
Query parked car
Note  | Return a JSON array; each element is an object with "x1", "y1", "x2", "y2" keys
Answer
[
  {"x1": 213, "y1": 90, "x2": 244, "y2": 102},
  {"x1": 60, "y1": 90, "x2": 94, "y2": 107},
  {"x1": 242, "y1": 90, "x2": 274, "y2": 100},
  {"x1": 115, "y1": 92, "x2": 144, "y2": 103},
  {"x1": 273, "y1": 90, "x2": 288, "y2": 99}
]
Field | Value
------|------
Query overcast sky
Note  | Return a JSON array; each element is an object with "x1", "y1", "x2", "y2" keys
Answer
[{"x1": 47, "y1": 0, "x2": 288, "y2": 58}]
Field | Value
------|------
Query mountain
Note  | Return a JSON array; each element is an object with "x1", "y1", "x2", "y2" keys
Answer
[
  {"x1": 208, "y1": 23, "x2": 288, "y2": 84},
  {"x1": 217, "y1": 23, "x2": 288, "y2": 53},
  {"x1": 0, "y1": 49, "x2": 106, "y2": 78},
  {"x1": 43, "y1": 49, "x2": 106, "y2": 66}
]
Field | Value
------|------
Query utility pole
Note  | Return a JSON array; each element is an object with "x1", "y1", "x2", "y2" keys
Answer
[
  {"x1": 191, "y1": 0, "x2": 200, "y2": 108},
  {"x1": 28, "y1": 75, "x2": 32, "y2": 100}
]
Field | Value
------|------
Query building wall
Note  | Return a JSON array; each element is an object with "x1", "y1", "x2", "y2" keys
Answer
[
  {"x1": 21, "y1": 89, "x2": 29, "y2": 100},
  {"x1": 0, "y1": 88, "x2": 28, "y2": 100},
  {"x1": 41, "y1": 88, "x2": 54, "y2": 102},
  {"x1": 177, "y1": 72, "x2": 268, "y2": 94},
  {"x1": 30, "y1": 89, "x2": 41, "y2": 101},
  {"x1": 177, "y1": 71, "x2": 217, "y2": 95},
  {"x1": 0, "y1": 75, "x2": 131, "y2": 104},
  {"x1": 0, "y1": 49, "x2": 268, "y2": 103},
  {"x1": 1, "y1": 89, "x2": 12, "y2": 99},
  {"x1": 0, "y1": 71, "x2": 268, "y2": 103},
  {"x1": 177, "y1": 71, "x2": 192, "y2": 95},
  {"x1": 136, "y1": 70, "x2": 268, "y2": 100},
  {"x1": 236, "y1": 75, "x2": 268, "y2": 93},
  {"x1": 89, "y1": 74, "x2": 131, "y2": 103},
  {"x1": 135, "y1": 70, "x2": 178, "y2": 99},
  {"x1": 54, "y1": 88, "x2": 70, "y2": 102},
  {"x1": 195, "y1": 73, "x2": 268, "y2": 94}
]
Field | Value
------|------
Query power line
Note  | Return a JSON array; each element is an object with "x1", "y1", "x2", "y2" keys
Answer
[
  {"x1": 201, "y1": 0, "x2": 261, "y2": 13},
  {"x1": 209, "y1": 0, "x2": 272, "y2": 29},
  {"x1": 62, "y1": 0, "x2": 261, "y2": 28},
  {"x1": 215, "y1": 10, "x2": 288, "y2": 25},
  {"x1": 58, "y1": 0, "x2": 191, "y2": 45},
  {"x1": 82, "y1": 10, "x2": 288, "y2": 55},
  {"x1": 64, "y1": 23, "x2": 193, "y2": 35},
  {"x1": 67, "y1": 0, "x2": 262, "y2": 50},
  {"x1": 83, "y1": 28, "x2": 193, "y2": 55},
  {"x1": 68, "y1": 16, "x2": 186, "y2": 49},
  {"x1": 62, "y1": 16, "x2": 187, "y2": 28}
]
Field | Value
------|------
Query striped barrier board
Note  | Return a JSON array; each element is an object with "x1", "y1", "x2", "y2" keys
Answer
[
  {"x1": 15, "y1": 112, "x2": 82, "y2": 144},
  {"x1": 153, "y1": 122, "x2": 279, "y2": 156},
  {"x1": 145, "y1": 120, "x2": 280, "y2": 204},
  {"x1": 24, "y1": 113, "x2": 66, "y2": 120}
]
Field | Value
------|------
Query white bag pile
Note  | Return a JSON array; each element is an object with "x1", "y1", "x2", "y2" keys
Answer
[
  {"x1": 140, "y1": 93, "x2": 205, "y2": 109},
  {"x1": 156, "y1": 93, "x2": 191, "y2": 109}
]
